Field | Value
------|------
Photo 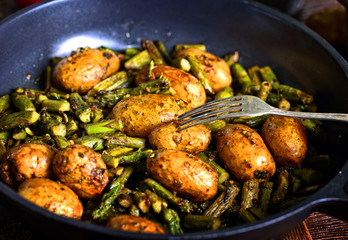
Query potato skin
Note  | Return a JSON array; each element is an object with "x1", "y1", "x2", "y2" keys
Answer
[
  {"x1": 148, "y1": 121, "x2": 211, "y2": 153},
  {"x1": 107, "y1": 215, "x2": 165, "y2": 233},
  {"x1": 111, "y1": 94, "x2": 186, "y2": 138},
  {"x1": 52, "y1": 144, "x2": 108, "y2": 199},
  {"x1": 147, "y1": 149, "x2": 218, "y2": 202},
  {"x1": 261, "y1": 116, "x2": 307, "y2": 167},
  {"x1": 216, "y1": 124, "x2": 276, "y2": 182},
  {"x1": 135, "y1": 65, "x2": 206, "y2": 109},
  {"x1": 173, "y1": 48, "x2": 232, "y2": 93},
  {"x1": 18, "y1": 178, "x2": 83, "y2": 219},
  {"x1": 52, "y1": 48, "x2": 120, "y2": 93},
  {"x1": 0, "y1": 143, "x2": 56, "y2": 187}
]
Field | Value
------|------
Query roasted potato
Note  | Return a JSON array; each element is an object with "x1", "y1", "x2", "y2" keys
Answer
[
  {"x1": 216, "y1": 124, "x2": 276, "y2": 181},
  {"x1": 52, "y1": 144, "x2": 109, "y2": 199},
  {"x1": 107, "y1": 215, "x2": 165, "y2": 233},
  {"x1": 18, "y1": 178, "x2": 83, "y2": 219},
  {"x1": 261, "y1": 116, "x2": 307, "y2": 167},
  {"x1": 148, "y1": 121, "x2": 211, "y2": 153},
  {"x1": 173, "y1": 47, "x2": 232, "y2": 93},
  {"x1": 147, "y1": 149, "x2": 218, "y2": 202},
  {"x1": 111, "y1": 94, "x2": 186, "y2": 138},
  {"x1": 0, "y1": 143, "x2": 56, "y2": 187},
  {"x1": 52, "y1": 47, "x2": 120, "y2": 94},
  {"x1": 135, "y1": 65, "x2": 206, "y2": 109}
]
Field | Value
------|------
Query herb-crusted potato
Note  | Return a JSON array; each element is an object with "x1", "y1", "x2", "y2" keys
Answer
[
  {"x1": 107, "y1": 215, "x2": 165, "y2": 233},
  {"x1": 147, "y1": 149, "x2": 218, "y2": 202},
  {"x1": 52, "y1": 48, "x2": 120, "y2": 93},
  {"x1": 18, "y1": 178, "x2": 83, "y2": 219},
  {"x1": 216, "y1": 124, "x2": 276, "y2": 181},
  {"x1": 148, "y1": 121, "x2": 211, "y2": 153},
  {"x1": 173, "y1": 47, "x2": 232, "y2": 93},
  {"x1": 261, "y1": 116, "x2": 307, "y2": 167},
  {"x1": 52, "y1": 144, "x2": 109, "y2": 199},
  {"x1": 111, "y1": 94, "x2": 186, "y2": 138},
  {"x1": 135, "y1": 65, "x2": 206, "y2": 109},
  {"x1": 0, "y1": 143, "x2": 56, "y2": 187}
]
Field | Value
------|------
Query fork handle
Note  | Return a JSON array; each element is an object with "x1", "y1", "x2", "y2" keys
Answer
[{"x1": 270, "y1": 109, "x2": 348, "y2": 122}]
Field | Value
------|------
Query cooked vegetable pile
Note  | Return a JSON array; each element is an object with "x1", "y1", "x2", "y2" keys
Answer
[{"x1": 0, "y1": 40, "x2": 330, "y2": 234}]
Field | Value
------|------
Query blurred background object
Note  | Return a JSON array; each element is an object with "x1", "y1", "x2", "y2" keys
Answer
[
  {"x1": 14, "y1": 0, "x2": 43, "y2": 8},
  {"x1": 255, "y1": 0, "x2": 304, "y2": 15}
]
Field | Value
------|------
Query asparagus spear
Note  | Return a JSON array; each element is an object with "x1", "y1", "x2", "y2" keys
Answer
[
  {"x1": 183, "y1": 215, "x2": 221, "y2": 231},
  {"x1": 141, "y1": 40, "x2": 167, "y2": 65},
  {"x1": 84, "y1": 119, "x2": 123, "y2": 135},
  {"x1": 145, "y1": 189, "x2": 168, "y2": 214},
  {"x1": 105, "y1": 146, "x2": 134, "y2": 157},
  {"x1": 203, "y1": 182, "x2": 240, "y2": 217},
  {"x1": 186, "y1": 53, "x2": 214, "y2": 95},
  {"x1": 12, "y1": 129, "x2": 27, "y2": 140},
  {"x1": 174, "y1": 44, "x2": 206, "y2": 52},
  {"x1": 271, "y1": 169, "x2": 290, "y2": 204},
  {"x1": 204, "y1": 120, "x2": 226, "y2": 132},
  {"x1": 163, "y1": 208, "x2": 184, "y2": 234},
  {"x1": 92, "y1": 166, "x2": 133, "y2": 219},
  {"x1": 224, "y1": 51, "x2": 239, "y2": 67},
  {"x1": 69, "y1": 92, "x2": 92, "y2": 123},
  {"x1": 231, "y1": 63, "x2": 253, "y2": 94},
  {"x1": 155, "y1": 40, "x2": 172, "y2": 64},
  {"x1": 11, "y1": 92, "x2": 36, "y2": 111},
  {"x1": 171, "y1": 58, "x2": 191, "y2": 72},
  {"x1": 87, "y1": 71, "x2": 129, "y2": 96},
  {"x1": 214, "y1": 86, "x2": 234, "y2": 100},
  {"x1": 257, "y1": 81, "x2": 272, "y2": 102},
  {"x1": 125, "y1": 47, "x2": 140, "y2": 57},
  {"x1": 41, "y1": 111, "x2": 67, "y2": 136},
  {"x1": 278, "y1": 84, "x2": 314, "y2": 105},
  {"x1": 240, "y1": 179, "x2": 259, "y2": 210},
  {"x1": 96, "y1": 88, "x2": 131, "y2": 108},
  {"x1": 259, "y1": 181, "x2": 273, "y2": 213},
  {"x1": 293, "y1": 168, "x2": 323, "y2": 186},
  {"x1": 0, "y1": 111, "x2": 40, "y2": 130},
  {"x1": 132, "y1": 191, "x2": 151, "y2": 213},
  {"x1": 53, "y1": 135, "x2": 72, "y2": 149},
  {"x1": 248, "y1": 66, "x2": 262, "y2": 89},
  {"x1": 41, "y1": 99, "x2": 70, "y2": 112},
  {"x1": 142, "y1": 178, "x2": 193, "y2": 213},
  {"x1": 102, "y1": 149, "x2": 153, "y2": 168},
  {"x1": 259, "y1": 66, "x2": 280, "y2": 90},
  {"x1": 239, "y1": 208, "x2": 258, "y2": 223},
  {"x1": 232, "y1": 115, "x2": 269, "y2": 127},
  {"x1": 74, "y1": 135, "x2": 104, "y2": 151},
  {"x1": 0, "y1": 94, "x2": 11, "y2": 114},
  {"x1": 124, "y1": 50, "x2": 152, "y2": 70}
]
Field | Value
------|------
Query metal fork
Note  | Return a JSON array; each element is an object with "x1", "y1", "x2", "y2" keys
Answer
[{"x1": 177, "y1": 95, "x2": 348, "y2": 131}]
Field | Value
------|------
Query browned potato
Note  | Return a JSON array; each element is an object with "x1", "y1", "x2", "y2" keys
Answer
[
  {"x1": 135, "y1": 65, "x2": 206, "y2": 109},
  {"x1": 173, "y1": 47, "x2": 232, "y2": 93},
  {"x1": 52, "y1": 48, "x2": 120, "y2": 94},
  {"x1": 106, "y1": 215, "x2": 165, "y2": 233},
  {"x1": 111, "y1": 94, "x2": 186, "y2": 138},
  {"x1": 52, "y1": 144, "x2": 108, "y2": 199},
  {"x1": 216, "y1": 124, "x2": 276, "y2": 182},
  {"x1": 147, "y1": 149, "x2": 218, "y2": 202},
  {"x1": 148, "y1": 121, "x2": 211, "y2": 153},
  {"x1": 0, "y1": 143, "x2": 56, "y2": 187},
  {"x1": 18, "y1": 178, "x2": 83, "y2": 219},
  {"x1": 261, "y1": 116, "x2": 307, "y2": 167}
]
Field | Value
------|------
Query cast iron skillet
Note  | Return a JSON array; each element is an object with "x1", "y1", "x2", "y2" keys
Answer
[{"x1": 0, "y1": 0, "x2": 347, "y2": 239}]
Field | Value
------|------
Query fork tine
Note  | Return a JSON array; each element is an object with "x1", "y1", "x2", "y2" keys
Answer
[{"x1": 178, "y1": 96, "x2": 244, "y2": 120}]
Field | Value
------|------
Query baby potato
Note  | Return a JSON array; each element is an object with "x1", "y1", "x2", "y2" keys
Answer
[
  {"x1": 173, "y1": 47, "x2": 232, "y2": 93},
  {"x1": 52, "y1": 144, "x2": 108, "y2": 199},
  {"x1": 18, "y1": 178, "x2": 83, "y2": 219},
  {"x1": 147, "y1": 149, "x2": 218, "y2": 202},
  {"x1": 135, "y1": 65, "x2": 206, "y2": 109},
  {"x1": 111, "y1": 94, "x2": 186, "y2": 138},
  {"x1": 261, "y1": 116, "x2": 307, "y2": 167},
  {"x1": 52, "y1": 47, "x2": 120, "y2": 94},
  {"x1": 148, "y1": 121, "x2": 211, "y2": 153},
  {"x1": 107, "y1": 215, "x2": 165, "y2": 233},
  {"x1": 216, "y1": 124, "x2": 276, "y2": 182},
  {"x1": 0, "y1": 143, "x2": 56, "y2": 187}
]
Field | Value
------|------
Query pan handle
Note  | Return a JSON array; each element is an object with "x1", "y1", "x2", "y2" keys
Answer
[{"x1": 310, "y1": 163, "x2": 348, "y2": 221}]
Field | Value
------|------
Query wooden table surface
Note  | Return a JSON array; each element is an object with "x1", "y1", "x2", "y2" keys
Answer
[{"x1": 0, "y1": 0, "x2": 347, "y2": 239}]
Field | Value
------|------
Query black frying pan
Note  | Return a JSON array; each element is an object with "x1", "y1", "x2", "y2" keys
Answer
[{"x1": 0, "y1": 0, "x2": 347, "y2": 239}]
